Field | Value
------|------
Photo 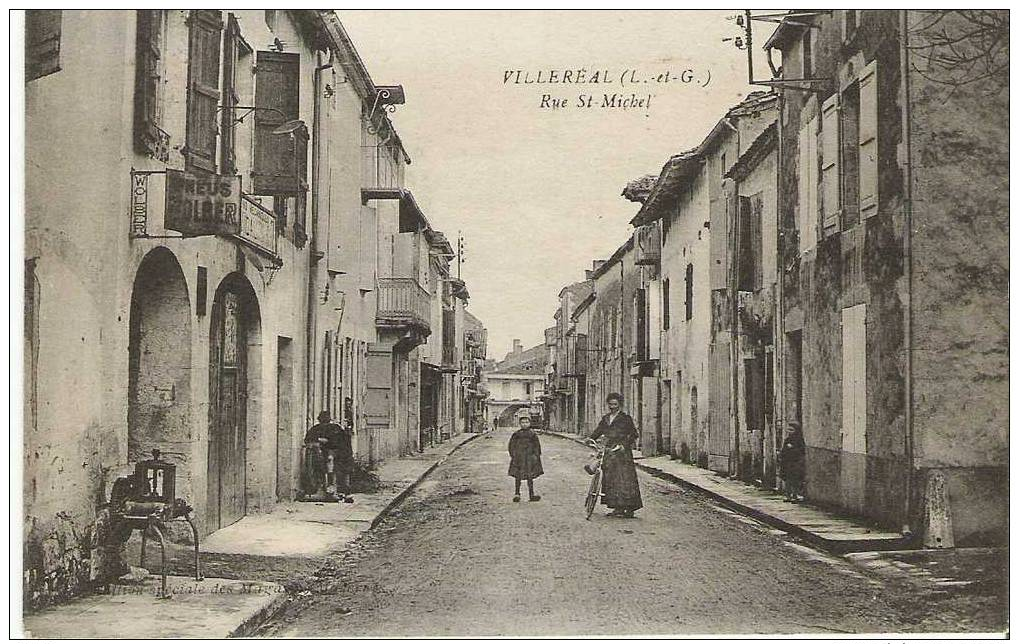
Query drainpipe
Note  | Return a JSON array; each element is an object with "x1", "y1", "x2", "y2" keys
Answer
[
  {"x1": 774, "y1": 91, "x2": 786, "y2": 485},
  {"x1": 899, "y1": 10, "x2": 916, "y2": 537},
  {"x1": 306, "y1": 52, "x2": 331, "y2": 428},
  {"x1": 722, "y1": 118, "x2": 741, "y2": 478}
]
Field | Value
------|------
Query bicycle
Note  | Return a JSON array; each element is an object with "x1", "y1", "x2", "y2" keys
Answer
[{"x1": 583, "y1": 439, "x2": 621, "y2": 520}]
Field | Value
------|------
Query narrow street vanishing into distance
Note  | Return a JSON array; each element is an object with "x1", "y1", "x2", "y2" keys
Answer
[{"x1": 261, "y1": 430, "x2": 1004, "y2": 637}]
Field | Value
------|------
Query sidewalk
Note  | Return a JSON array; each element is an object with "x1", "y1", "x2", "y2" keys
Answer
[
  {"x1": 21, "y1": 432, "x2": 481, "y2": 639},
  {"x1": 542, "y1": 430, "x2": 910, "y2": 554}
]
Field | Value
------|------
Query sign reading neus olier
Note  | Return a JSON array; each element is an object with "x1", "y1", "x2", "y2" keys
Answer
[{"x1": 164, "y1": 170, "x2": 242, "y2": 236}]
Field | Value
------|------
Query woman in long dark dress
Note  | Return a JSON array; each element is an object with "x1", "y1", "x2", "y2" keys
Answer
[{"x1": 589, "y1": 393, "x2": 643, "y2": 517}]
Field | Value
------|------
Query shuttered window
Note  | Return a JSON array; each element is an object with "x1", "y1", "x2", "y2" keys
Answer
[
  {"x1": 840, "y1": 304, "x2": 867, "y2": 454},
  {"x1": 634, "y1": 288, "x2": 648, "y2": 360},
  {"x1": 840, "y1": 82, "x2": 861, "y2": 228},
  {"x1": 134, "y1": 10, "x2": 166, "y2": 160},
  {"x1": 819, "y1": 94, "x2": 840, "y2": 231},
  {"x1": 25, "y1": 10, "x2": 61, "y2": 81},
  {"x1": 712, "y1": 178, "x2": 734, "y2": 289},
  {"x1": 858, "y1": 61, "x2": 879, "y2": 219},
  {"x1": 737, "y1": 194, "x2": 763, "y2": 291},
  {"x1": 186, "y1": 10, "x2": 223, "y2": 173},
  {"x1": 798, "y1": 117, "x2": 818, "y2": 253},
  {"x1": 253, "y1": 51, "x2": 304, "y2": 194},
  {"x1": 648, "y1": 279, "x2": 661, "y2": 360},
  {"x1": 219, "y1": 14, "x2": 241, "y2": 175}
]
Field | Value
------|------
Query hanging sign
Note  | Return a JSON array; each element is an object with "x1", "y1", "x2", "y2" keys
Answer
[
  {"x1": 164, "y1": 169, "x2": 241, "y2": 236},
  {"x1": 237, "y1": 194, "x2": 278, "y2": 257}
]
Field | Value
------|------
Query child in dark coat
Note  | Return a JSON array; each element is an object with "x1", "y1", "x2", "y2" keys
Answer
[{"x1": 507, "y1": 415, "x2": 543, "y2": 502}]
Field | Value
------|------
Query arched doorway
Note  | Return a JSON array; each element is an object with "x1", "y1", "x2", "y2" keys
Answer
[
  {"x1": 207, "y1": 273, "x2": 261, "y2": 532},
  {"x1": 128, "y1": 248, "x2": 192, "y2": 466}
]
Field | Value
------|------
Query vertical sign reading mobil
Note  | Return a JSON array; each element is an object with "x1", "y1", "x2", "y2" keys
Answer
[{"x1": 164, "y1": 170, "x2": 242, "y2": 236}]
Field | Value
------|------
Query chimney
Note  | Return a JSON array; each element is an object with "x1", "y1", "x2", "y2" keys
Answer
[{"x1": 512, "y1": 339, "x2": 522, "y2": 355}]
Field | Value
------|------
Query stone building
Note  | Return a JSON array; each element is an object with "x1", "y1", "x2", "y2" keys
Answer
[
  {"x1": 484, "y1": 340, "x2": 547, "y2": 429},
  {"x1": 21, "y1": 9, "x2": 485, "y2": 606},
  {"x1": 764, "y1": 9, "x2": 1008, "y2": 545},
  {"x1": 629, "y1": 93, "x2": 778, "y2": 466},
  {"x1": 545, "y1": 279, "x2": 594, "y2": 434}
]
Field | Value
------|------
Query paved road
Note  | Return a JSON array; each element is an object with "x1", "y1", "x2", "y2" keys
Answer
[{"x1": 262, "y1": 430, "x2": 1003, "y2": 636}]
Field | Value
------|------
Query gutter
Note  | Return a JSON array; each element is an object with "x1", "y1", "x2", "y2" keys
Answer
[{"x1": 899, "y1": 9, "x2": 916, "y2": 537}]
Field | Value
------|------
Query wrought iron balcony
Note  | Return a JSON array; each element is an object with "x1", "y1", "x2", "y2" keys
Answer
[{"x1": 376, "y1": 277, "x2": 431, "y2": 335}]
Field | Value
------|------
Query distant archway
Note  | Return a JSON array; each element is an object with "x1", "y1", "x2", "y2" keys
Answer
[
  {"x1": 206, "y1": 273, "x2": 262, "y2": 532},
  {"x1": 128, "y1": 247, "x2": 192, "y2": 466}
]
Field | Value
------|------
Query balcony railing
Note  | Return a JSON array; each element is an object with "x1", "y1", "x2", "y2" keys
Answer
[{"x1": 376, "y1": 277, "x2": 430, "y2": 333}]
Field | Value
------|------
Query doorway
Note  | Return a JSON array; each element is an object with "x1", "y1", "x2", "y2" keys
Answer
[
  {"x1": 207, "y1": 274, "x2": 260, "y2": 532},
  {"x1": 128, "y1": 248, "x2": 192, "y2": 464}
]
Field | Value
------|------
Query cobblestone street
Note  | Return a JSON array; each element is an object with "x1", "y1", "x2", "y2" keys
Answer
[{"x1": 261, "y1": 430, "x2": 1006, "y2": 637}]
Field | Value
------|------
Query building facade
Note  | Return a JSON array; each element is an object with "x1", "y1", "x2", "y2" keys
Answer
[
  {"x1": 765, "y1": 9, "x2": 1007, "y2": 544},
  {"x1": 22, "y1": 9, "x2": 486, "y2": 607}
]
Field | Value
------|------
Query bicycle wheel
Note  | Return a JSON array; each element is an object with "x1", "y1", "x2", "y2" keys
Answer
[{"x1": 584, "y1": 469, "x2": 602, "y2": 520}]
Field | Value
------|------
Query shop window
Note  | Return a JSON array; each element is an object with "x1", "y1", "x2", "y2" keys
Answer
[{"x1": 25, "y1": 10, "x2": 61, "y2": 81}]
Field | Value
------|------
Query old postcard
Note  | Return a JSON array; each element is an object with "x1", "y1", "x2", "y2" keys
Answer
[{"x1": 16, "y1": 8, "x2": 1008, "y2": 638}]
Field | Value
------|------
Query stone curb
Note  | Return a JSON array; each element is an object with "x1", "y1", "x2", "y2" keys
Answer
[
  {"x1": 369, "y1": 432, "x2": 484, "y2": 529},
  {"x1": 228, "y1": 588, "x2": 289, "y2": 638},
  {"x1": 538, "y1": 430, "x2": 910, "y2": 555}
]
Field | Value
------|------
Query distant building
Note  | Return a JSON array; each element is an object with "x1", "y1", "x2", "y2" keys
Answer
[{"x1": 484, "y1": 340, "x2": 547, "y2": 428}]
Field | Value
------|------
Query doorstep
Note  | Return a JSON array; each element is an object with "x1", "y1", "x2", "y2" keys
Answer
[
  {"x1": 20, "y1": 575, "x2": 285, "y2": 639},
  {"x1": 636, "y1": 455, "x2": 912, "y2": 554}
]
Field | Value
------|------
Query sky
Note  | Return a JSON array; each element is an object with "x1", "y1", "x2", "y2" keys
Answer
[{"x1": 339, "y1": 10, "x2": 777, "y2": 361}]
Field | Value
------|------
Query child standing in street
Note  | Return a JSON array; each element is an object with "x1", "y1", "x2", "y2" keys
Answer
[{"x1": 508, "y1": 415, "x2": 543, "y2": 502}]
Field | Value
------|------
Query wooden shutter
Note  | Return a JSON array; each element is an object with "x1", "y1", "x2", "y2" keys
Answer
[
  {"x1": 364, "y1": 346, "x2": 393, "y2": 429},
  {"x1": 186, "y1": 10, "x2": 222, "y2": 173},
  {"x1": 798, "y1": 118, "x2": 818, "y2": 253},
  {"x1": 134, "y1": 10, "x2": 164, "y2": 158},
  {"x1": 712, "y1": 178, "x2": 735, "y2": 289},
  {"x1": 840, "y1": 304, "x2": 867, "y2": 454},
  {"x1": 25, "y1": 10, "x2": 61, "y2": 81},
  {"x1": 220, "y1": 14, "x2": 240, "y2": 175},
  {"x1": 648, "y1": 279, "x2": 661, "y2": 360},
  {"x1": 858, "y1": 61, "x2": 879, "y2": 219},
  {"x1": 751, "y1": 194, "x2": 764, "y2": 290},
  {"x1": 253, "y1": 51, "x2": 301, "y2": 194},
  {"x1": 819, "y1": 94, "x2": 841, "y2": 231}
]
